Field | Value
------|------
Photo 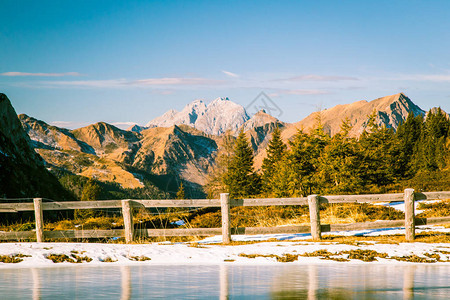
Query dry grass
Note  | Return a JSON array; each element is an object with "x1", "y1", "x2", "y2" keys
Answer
[
  {"x1": 127, "y1": 255, "x2": 151, "y2": 261},
  {"x1": 320, "y1": 232, "x2": 450, "y2": 244},
  {"x1": 389, "y1": 255, "x2": 437, "y2": 263},
  {"x1": 238, "y1": 253, "x2": 300, "y2": 262},
  {"x1": 417, "y1": 199, "x2": 450, "y2": 218},
  {"x1": 46, "y1": 253, "x2": 92, "y2": 263},
  {"x1": 0, "y1": 254, "x2": 31, "y2": 263},
  {"x1": 101, "y1": 257, "x2": 117, "y2": 263}
]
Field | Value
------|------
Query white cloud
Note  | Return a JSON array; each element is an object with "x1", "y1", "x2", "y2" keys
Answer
[
  {"x1": 397, "y1": 74, "x2": 450, "y2": 82},
  {"x1": 40, "y1": 77, "x2": 226, "y2": 88},
  {"x1": 111, "y1": 122, "x2": 138, "y2": 127},
  {"x1": 277, "y1": 89, "x2": 329, "y2": 95},
  {"x1": 43, "y1": 79, "x2": 127, "y2": 88},
  {"x1": 276, "y1": 74, "x2": 358, "y2": 82},
  {"x1": 1, "y1": 72, "x2": 81, "y2": 77},
  {"x1": 50, "y1": 121, "x2": 89, "y2": 129},
  {"x1": 222, "y1": 70, "x2": 240, "y2": 78},
  {"x1": 131, "y1": 77, "x2": 225, "y2": 86}
]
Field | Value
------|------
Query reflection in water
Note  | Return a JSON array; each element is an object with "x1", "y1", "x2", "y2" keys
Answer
[
  {"x1": 307, "y1": 264, "x2": 317, "y2": 300},
  {"x1": 31, "y1": 268, "x2": 40, "y2": 300},
  {"x1": 121, "y1": 266, "x2": 131, "y2": 300},
  {"x1": 220, "y1": 264, "x2": 229, "y2": 300},
  {"x1": 403, "y1": 265, "x2": 414, "y2": 300},
  {"x1": 0, "y1": 263, "x2": 449, "y2": 299}
]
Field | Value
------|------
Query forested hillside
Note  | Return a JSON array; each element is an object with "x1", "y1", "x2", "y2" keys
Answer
[{"x1": 214, "y1": 108, "x2": 450, "y2": 198}]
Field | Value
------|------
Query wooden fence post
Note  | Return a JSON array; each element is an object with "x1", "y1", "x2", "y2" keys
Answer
[
  {"x1": 33, "y1": 198, "x2": 44, "y2": 242},
  {"x1": 122, "y1": 200, "x2": 134, "y2": 243},
  {"x1": 308, "y1": 194, "x2": 321, "y2": 241},
  {"x1": 404, "y1": 188, "x2": 415, "y2": 241},
  {"x1": 220, "y1": 193, "x2": 231, "y2": 244}
]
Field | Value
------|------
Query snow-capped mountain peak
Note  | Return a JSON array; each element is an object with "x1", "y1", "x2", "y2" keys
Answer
[{"x1": 146, "y1": 97, "x2": 250, "y2": 135}]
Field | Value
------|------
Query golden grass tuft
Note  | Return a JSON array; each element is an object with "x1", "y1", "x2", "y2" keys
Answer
[
  {"x1": 46, "y1": 253, "x2": 92, "y2": 263},
  {"x1": 0, "y1": 254, "x2": 30, "y2": 263}
]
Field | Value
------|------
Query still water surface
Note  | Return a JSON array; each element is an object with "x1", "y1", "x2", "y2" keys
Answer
[{"x1": 0, "y1": 264, "x2": 449, "y2": 299}]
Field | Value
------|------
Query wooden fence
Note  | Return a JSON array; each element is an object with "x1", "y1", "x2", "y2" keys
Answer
[{"x1": 1, "y1": 189, "x2": 449, "y2": 244}]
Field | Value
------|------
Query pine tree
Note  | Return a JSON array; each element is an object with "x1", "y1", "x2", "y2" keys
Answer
[
  {"x1": 204, "y1": 131, "x2": 235, "y2": 198},
  {"x1": 224, "y1": 130, "x2": 260, "y2": 198},
  {"x1": 395, "y1": 112, "x2": 423, "y2": 178},
  {"x1": 176, "y1": 182, "x2": 185, "y2": 199},
  {"x1": 75, "y1": 180, "x2": 101, "y2": 219},
  {"x1": 261, "y1": 126, "x2": 287, "y2": 195},
  {"x1": 273, "y1": 128, "x2": 316, "y2": 196},
  {"x1": 416, "y1": 108, "x2": 450, "y2": 171},
  {"x1": 320, "y1": 119, "x2": 361, "y2": 194},
  {"x1": 358, "y1": 112, "x2": 397, "y2": 190}
]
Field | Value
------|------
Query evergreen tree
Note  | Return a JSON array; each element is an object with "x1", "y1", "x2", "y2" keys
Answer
[
  {"x1": 261, "y1": 126, "x2": 287, "y2": 195},
  {"x1": 176, "y1": 182, "x2": 186, "y2": 199},
  {"x1": 395, "y1": 112, "x2": 423, "y2": 178},
  {"x1": 358, "y1": 112, "x2": 397, "y2": 190},
  {"x1": 413, "y1": 108, "x2": 450, "y2": 171},
  {"x1": 75, "y1": 180, "x2": 101, "y2": 219},
  {"x1": 320, "y1": 119, "x2": 361, "y2": 193},
  {"x1": 204, "y1": 131, "x2": 235, "y2": 198},
  {"x1": 224, "y1": 130, "x2": 260, "y2": 198},
  {"x1": 271, "y1": 128, "x2": 317, "y2": 197},
  {"x1": 279, "y1": 117, "x2": 329, "y2": 196}
]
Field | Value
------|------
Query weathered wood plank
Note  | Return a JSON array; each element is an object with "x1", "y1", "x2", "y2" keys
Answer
[
  {"x1": 134, "y1": 199, "x2": 221, "y2": 207},
  {"x1": 233, "y1": 198, "x2": 308, "y2": 206},
  {"x1": 45, "y1": 230, "x2": 124, "y2": 239},
  {"x1": 320, "y1": 193, "x2": 405, "y2": 204},
  {"x1": 138, "y1": 228, "x2": 222, "y2": 237},
  {"x1": 415, "y1": 216, "x2": 450, "y2": 225},
  {"x1": 221, "y1": 193, "x2": 231, "y2": 244},
  {"x1": 0, "y1": 203, "x2": 34, "y2": 211},
  {"x1": 122, "y1": 200, "x2": 134, "y2": 243},
  {"x1": 0, "y1": 231, "x2": 37, "y2": 240},
  {"x1": 0, "y1": 191, "x2": 448, "y2": 212},
  {"x1": 232, "y1": 225, "x2": 311, "y2": 235},
  {"x1": 404, "y1": 189, "x2": 416, "y2": 241},
  {"x1": 33, "y1": 198, "x2": 44, "y2": 243},
  {"x1": 308, "y1": 195, "x2": 321, "y2": 240},
  {"x1": 416, "y1": 191, "x2": 450, "y2": 201},
  {"x1": 324, "y1": 220, "x2": 406, "y2": 232}
]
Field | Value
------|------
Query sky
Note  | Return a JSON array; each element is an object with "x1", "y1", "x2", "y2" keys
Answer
[{"x1": 1, "y1": 0, "x2": 450, "y2": 129}]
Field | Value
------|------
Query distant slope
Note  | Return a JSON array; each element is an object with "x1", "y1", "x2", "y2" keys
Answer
[
  {"x1": 72, "y1": 122, "x2": 141, "y2": 164},
  {"x1": 133, "y1": 125, "x2": 219, "y2": 185},
  {"x1": 19, "y1": 114, "x2": 95, "y2": 154},
  {"x1": 19, "y1": 117, "x2": 145, "y2": 189},
  {"x1": 0, "y1": 94, "x2": 74, "y2": 199},
  {"x1": 281, "y1": 93, "x2": 425, "y2": 140}
]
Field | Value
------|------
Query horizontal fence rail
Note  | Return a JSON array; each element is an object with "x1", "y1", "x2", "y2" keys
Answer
[
  {"x1": 2, "y1": 191, "x2": 450, "y2": 212},
  {"x1": 0, "y1": 190, "x2": 449, "y2": 243}
]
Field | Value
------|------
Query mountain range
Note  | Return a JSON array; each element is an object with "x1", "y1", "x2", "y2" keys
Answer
[{"x1": 2, "y1": 92, "x2": 440, "y2": 198}]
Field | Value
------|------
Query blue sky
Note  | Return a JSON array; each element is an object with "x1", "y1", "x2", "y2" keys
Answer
[{"x1": 1, "y1": 0, "x2": 450, "y2": 129}]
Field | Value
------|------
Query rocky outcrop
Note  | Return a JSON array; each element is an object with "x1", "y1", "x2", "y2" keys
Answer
[{"x1": 0, "y1": 94, "x2": 74, "y2": 199}]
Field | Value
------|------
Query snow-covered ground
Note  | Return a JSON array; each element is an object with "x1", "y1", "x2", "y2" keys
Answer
[
  {"x1": 0, "y1": 224, "x2": 449, "y2": 269},
  {"x1": 0, "y1": 200, "x2": 448, "y2": 269},
  {"x1": 375, "y1": 199, "x2": 440, "y2": 214}
]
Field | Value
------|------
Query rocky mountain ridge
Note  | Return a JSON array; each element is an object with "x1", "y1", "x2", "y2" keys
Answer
[
  {"x1": 12, "y1": 92, "x2": 439, "y2": 195},
  {"x1": 0, "y1": 94, "x2": 73, "y2": 199},
  {"x1": 281, "y1": 93, "x2": 425, "y2": 141}
]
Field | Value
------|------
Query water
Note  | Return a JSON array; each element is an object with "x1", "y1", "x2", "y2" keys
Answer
[{"x1": 0, "y1": 264, "x2": 449, "y2": 299}]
